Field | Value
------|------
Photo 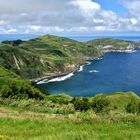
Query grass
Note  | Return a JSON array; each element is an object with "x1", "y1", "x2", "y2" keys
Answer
[
  {"x1": 87, "y1": 38, "x2": 130, "y2": 48},
  {"x1": 105, "y1": 92, "x2": 139, "y2": 111},
  {"x1": 1, "y1": 91, "x2": 140, "y2": 140},
  {"x1": 0, "y1": 67, "x2": 18, "y2": 78},
  {"x1": 0, "y1": 66, "x2": 19, "y2": 87},
  {"x1": 0, "y1": 88, "x2": 140, "y2": 140},
  {"x1": 0, "y1": 116, "x2": 140, "y2": 140}
]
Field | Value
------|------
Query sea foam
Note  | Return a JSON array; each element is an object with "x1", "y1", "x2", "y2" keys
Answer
[
  {"x1": 47, "y1": 72, "x2": 74, "y2": 83},
  {"x1": 89, "y1": 70, "x2": 99, "y2": 73},
  {"x1": 86, "y1": 61, "x2": 92, "y2": 65},
  {"x1": 37, "y1": 72, "x2": 74, "y2": 84},
  {"x1": 78, "y1": 65, "x2": 84, "y2": 72}
]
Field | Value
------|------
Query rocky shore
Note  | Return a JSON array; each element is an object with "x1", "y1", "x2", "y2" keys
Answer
[
  {"x1": 33, "y1": 56, "x2": 101, "y2": 84},
  {"x1": 33, "y1": 45, "x2": 139, "y2": 84}
]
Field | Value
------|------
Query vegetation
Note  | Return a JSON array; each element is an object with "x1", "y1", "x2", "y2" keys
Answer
[
  {"x1": 0, "y1": 35, "x2": 135, "y2": 79},
  {"x1": 87, "y1": 38, "x2": 131, "y2": 48},
  {"x1": 1, "y1": 92, "x2": 140, "y2": 140},
  {"x1": 0, "y1": 35, "x2": 140, "y2": 139},
  {"x1": 126, "y1": 100, "x2": 140, "y2": 114},
  {"x1": 71, "y1": 97, "x2": 91, "y2": 112},
  {"x1": 1, "y1": 116, "x2": 140, "y2": 140},
  {"x1": 91, "y1": 95, "x2": 110, "y2": 113},
  {"x1": 0, "y1": 80, "x2": 45, "y2": 100},
  {"x1": 0, "y1": 34, "x2": 101, "y2": 79},
  {"x1": 2, "y1": 39, "x2": 23, "y2": 46}
]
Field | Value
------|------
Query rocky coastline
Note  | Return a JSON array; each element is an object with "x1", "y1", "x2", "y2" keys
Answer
[{"x1": 33, "y1": 45, "x2": 139, "y2": 84}]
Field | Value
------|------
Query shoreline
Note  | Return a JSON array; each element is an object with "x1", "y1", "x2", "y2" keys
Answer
[
  {"x1": 34, "y1": 56, "x2": 102, "y2": 84},
  {"x1": 34, "y1": 47, "x2": 138, "y2": 84}
]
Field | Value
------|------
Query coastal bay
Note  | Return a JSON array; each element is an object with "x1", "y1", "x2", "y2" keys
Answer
[{"x1": 38, "y1": 36, "x2": 140, "y2": 96}]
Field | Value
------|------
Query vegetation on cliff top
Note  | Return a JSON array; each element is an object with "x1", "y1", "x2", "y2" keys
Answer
[{"x1": 87, "y1": 38, "x2": 132, "y2": 48}]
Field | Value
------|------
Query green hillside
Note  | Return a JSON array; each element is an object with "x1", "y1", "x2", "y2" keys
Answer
[
  {"x1": 0, "y1": 35, "x2": 138, "y2": 79},
  {"x1": 0, "y1": 35, "x2": 101, "y2": 79},
  {"x1": 0, "y1": 66, "x2": 18, "y2": 86},
  {"x1": 0, "y1": 92, "x2": 140, "y2": 140},
  {"x1": 87, "y1": 38, "x2": 130, "y2": 47}
]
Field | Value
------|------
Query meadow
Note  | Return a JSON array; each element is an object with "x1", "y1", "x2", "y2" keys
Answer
[{"x1": 0, "y1": 107, "x2": 140, "y2": 140}]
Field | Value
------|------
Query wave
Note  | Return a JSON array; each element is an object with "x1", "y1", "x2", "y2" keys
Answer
[
  {"x1": 89, "y1": 70, "x2": 99, "y2": 73},
  {"x1": 37, "y1": 72, "x2": 74, "y2": 84},
  {"x1": 78, "y1": 65, "x2": 84, "y2": 72},
  {"x1": 127, "y1": 50, "x2": 137, "y2": 53},
  {"x1": 37, "y1": 79, "x2": 49, "y2": 84},
  {"x1": 48, "y1": 72, "x2": 74, "y2": 83},
  {"x1": 96, "y1": 57, "x2": 103, "y2": 60},
  {"x1": 86, "y1": 61, "x2": 92, "y2": 65}
]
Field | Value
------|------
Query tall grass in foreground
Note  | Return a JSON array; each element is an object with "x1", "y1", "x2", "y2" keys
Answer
[{"x1": 0, "y1": 118, "x2": 140, "y2": 140}]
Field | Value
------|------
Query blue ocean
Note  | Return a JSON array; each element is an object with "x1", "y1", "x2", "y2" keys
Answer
[
  {"x1": 39, "y1": 36, "x2": 140, "y2": 96},
  {"x1": 1, "y1": 34, "x2": 140, "y2": 96}
]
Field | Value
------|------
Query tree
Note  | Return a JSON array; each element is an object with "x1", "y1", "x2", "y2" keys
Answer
[
  {"x1": 0, "y1": 80, "x2": 44, "y2": 100},
  {"x1": 71, "y1": 97, "x2": 91, "y2": 112},
  {"x1": 126, "y1": 100, "x2": 139, "y2": 114},
  {"x1": 91, "y1": 96, "x2": 110, "y2": 113},
  {"x1": 2, "y1": 40, "x2": 23, "y2": 46}
]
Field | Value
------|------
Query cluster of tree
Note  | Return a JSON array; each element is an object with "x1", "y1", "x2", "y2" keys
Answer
[
  {"x1": 0, "y1": 80, "x2": 45, "y2": 100},
  {"x1": 126, "y1": 100, "x2": 140, "y2": 114},
  {"x1": 71, "y1": 96, "x2": 110, "y2": 113},
  {"x1": 2, "y1": 40, "x2": 23, "y2": 46}
]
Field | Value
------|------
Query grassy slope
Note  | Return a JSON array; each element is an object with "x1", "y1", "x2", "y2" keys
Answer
[
  {"x1": 0, "y1": 100, "x2": 140, "y2": 140},
  {"x1": 0, "y1": 44, "x2": 46, "y2": 79},
  {"x1": 87, "y1": 38, "x2": 131, "y2": 48},
  {"x1": 0, "y1": 66, "x2": 19, "y2": 86},
  {"x1": 0, "y1": 117, "x2": 140, "y2": 140},
  {"x1": 0, "y1": 35, "x2": 101, "y2": 79},
  {"x1": 91, "y1": 92, "x2": 140, "y2": 111}
]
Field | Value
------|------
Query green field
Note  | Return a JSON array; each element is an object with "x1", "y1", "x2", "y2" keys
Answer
[
  {"x1": 0, "y1": 107, "x2": 140, "y2": 140},
  {"x1": 0, "y1": 91, "x2": 140, "y2": 140}
]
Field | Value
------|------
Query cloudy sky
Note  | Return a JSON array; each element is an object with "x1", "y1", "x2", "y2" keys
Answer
[{"x1": 0, "y1": 0, "x2": 139, "y2": 35}]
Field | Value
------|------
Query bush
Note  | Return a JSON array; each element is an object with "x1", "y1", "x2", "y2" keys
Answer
[
  {"x1": 126, "y1": 100, "x2": 140, "y2": 114},
  {"x1": 46, "y1": 94, "x2": 72, "y2": 104},
  {"x1": 2, "y1": 40, "x2": 23, "y2": 46},
  {"x1": 91, "y1": 96, "x2": 110, "y2": 113},
  {"x1": 71, "y1": 97, "x2": 91, "y2": 112},
  {"x1": 0, "y1": 80, "x2": 45, "y2": 100}
]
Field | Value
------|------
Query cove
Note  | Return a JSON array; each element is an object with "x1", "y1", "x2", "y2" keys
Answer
[{"x1": 39, "y1": 49, "x2": 140, "y2": 96}]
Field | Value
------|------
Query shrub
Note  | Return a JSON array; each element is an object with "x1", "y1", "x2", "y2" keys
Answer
[
  {"x1": 2, "y1": 40, "x2": 23, "y2": 46},
  {"x1": 126, "y1": 100, "x2": 139, "y2": 114},
  {"x1": 46, "y1": 94, "x2": 71, "y2": 104},
  {"x1": 0, "y1": 80, "x2": 45, "y2": 100},
  {"x1": 91, "y1": 96, "x2": 110, "y2": 113},
  {"x1": 71, "y1": 97, "x2": 91, "y2": 112}
]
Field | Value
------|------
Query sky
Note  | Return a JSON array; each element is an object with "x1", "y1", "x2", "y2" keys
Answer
[{"x1": 0, "y1": 0, "x2": 140, "y2": 35}]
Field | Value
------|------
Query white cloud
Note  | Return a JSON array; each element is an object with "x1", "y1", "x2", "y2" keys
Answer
[
  {"x1": 71, "y1": 0, "x2": 100, "y2": 17},
  {"x1": 0, "y1": 20, "x2": 8, "y2": 25},
  {"x1": 0, "y1": 0, "x2": 139, "y2": 34},
  {"x1": 130, "y1": 18, "x2": 138, "y2": 25}
]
